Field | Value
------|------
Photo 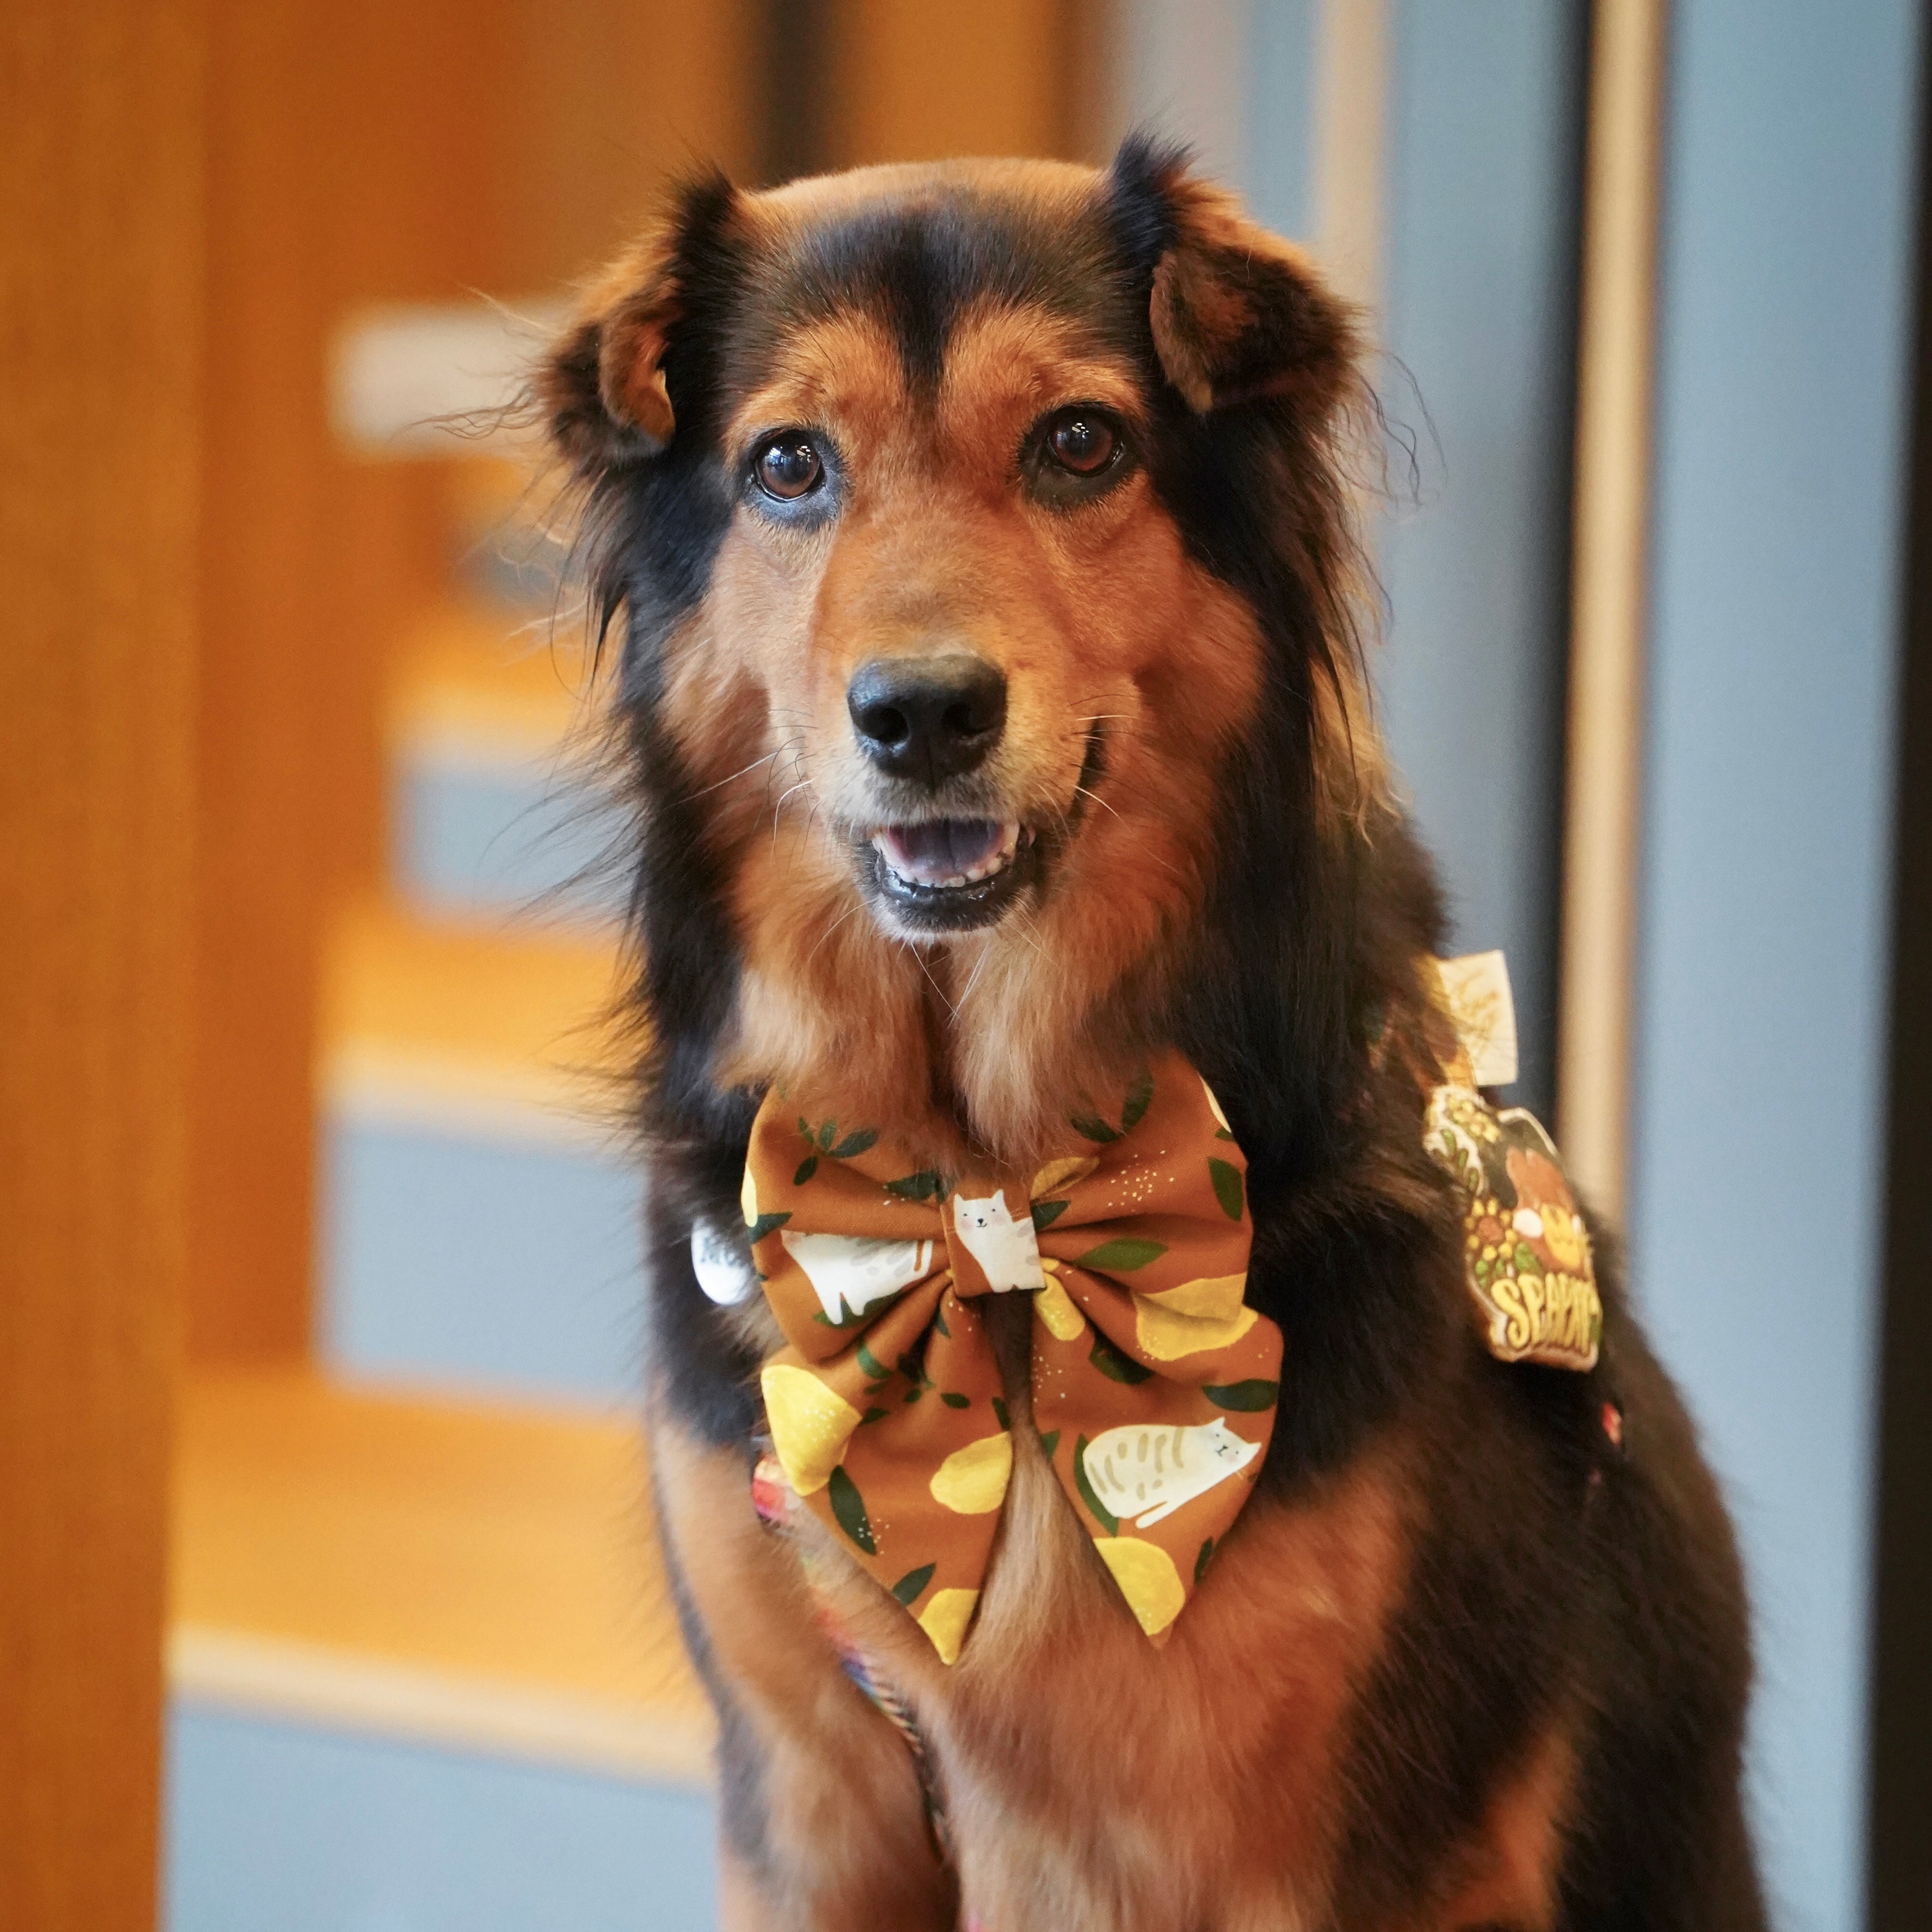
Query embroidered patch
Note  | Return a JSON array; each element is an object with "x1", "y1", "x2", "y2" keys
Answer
[{"x1": 1424, "y1": 1083, "x2": 1602, "y2": 1371}]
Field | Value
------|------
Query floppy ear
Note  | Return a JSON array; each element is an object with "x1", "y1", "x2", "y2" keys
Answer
[
  {"x1": 540, "y1": 242, "x2": 682, "y2": 469},
  {"x1": 1129, "y1": 154, "x2": 1357, "y2": 418},
  {"x1": 539, "y1": 175, "x2": 738, "y2": 471}
]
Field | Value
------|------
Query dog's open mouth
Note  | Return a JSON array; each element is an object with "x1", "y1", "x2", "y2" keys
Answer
[{"x1": 865, "y1": 819, "x2": 1036, "y2": 929}]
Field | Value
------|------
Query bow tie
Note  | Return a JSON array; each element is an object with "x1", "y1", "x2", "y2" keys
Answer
[{"x1": 744, "y1": 1054, "x2": 1281, "y2": 1662}]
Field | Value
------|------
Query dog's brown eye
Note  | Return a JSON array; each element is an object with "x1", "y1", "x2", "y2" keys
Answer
[
  {"x1": 754, "y1": 434, "x2": 824, "y2": 501},
  {"x1": 1045, "y1": 410, "x2": 1117, "y2": 476}
]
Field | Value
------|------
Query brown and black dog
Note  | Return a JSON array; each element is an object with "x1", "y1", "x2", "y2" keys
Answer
[{"x1": 539, "y1": 143, "x2": 1765, "y2": 1931}]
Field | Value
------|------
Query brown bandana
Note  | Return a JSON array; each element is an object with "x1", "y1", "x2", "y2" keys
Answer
[{"x1": 745, "y1": 1055, "x2": 1281, "y2": 1662}]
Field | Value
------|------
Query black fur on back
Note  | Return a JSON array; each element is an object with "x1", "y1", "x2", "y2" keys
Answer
[{"x1": 542, "y1": 143, "x2": 1766, "y2": 1928}]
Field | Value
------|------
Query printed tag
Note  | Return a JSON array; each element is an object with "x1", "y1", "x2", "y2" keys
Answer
[
  {"x1": 1431, "y1": 950, "x2": 1520, "y2": 1088},
  {"x1": 1424, "y1": 1084, "x2": 1601, "y2": 1371}
]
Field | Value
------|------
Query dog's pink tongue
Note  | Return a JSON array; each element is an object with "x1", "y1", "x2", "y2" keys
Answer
[{"x1": 877, "y1": 819, "x2": 1003, "y2": 885}]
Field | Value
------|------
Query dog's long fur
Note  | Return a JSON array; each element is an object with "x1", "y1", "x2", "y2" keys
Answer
[{"x1": 541, "y1": 144, "x2": 1765, "y2": 1930}]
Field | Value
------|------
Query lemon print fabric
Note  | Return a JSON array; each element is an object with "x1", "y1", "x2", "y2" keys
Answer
[
  {"x1": 930, "y1": 1433, "x2": 1013, "y2": 1513},
  {"x1": 1095, "y1": 1537, "x2": 1187, "y2": 1638},
  {"x1": 917, "y1": 1588, "x2": 980, "y2": 1665},
  {"x1": 759, "y1": 1363, "x2": 862, "y2": 1495},
  {"x1": 742, "y1": 1053, "x2": 1280, "y2": 1660}
]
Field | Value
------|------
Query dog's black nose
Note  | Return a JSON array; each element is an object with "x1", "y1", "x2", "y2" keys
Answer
[{"x1": 847, "y1": 654, "x2": 1007, "y2": 783}]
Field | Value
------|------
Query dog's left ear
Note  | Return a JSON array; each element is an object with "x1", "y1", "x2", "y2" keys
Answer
[{"x1": 1120, "y1": 145, "x2": 1356, "y2": 417}]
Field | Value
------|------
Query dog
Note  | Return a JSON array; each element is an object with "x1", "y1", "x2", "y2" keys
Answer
[{"x1": 539, "y1": 142, "x2": 1765, "y2": 1931}]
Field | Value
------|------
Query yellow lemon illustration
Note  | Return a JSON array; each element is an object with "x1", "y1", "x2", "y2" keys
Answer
[
  {"x1": 741, "y1": 1165, "x2": 759, "y2": 1228},
  {"x1": 1145, "y1": 1272, "x2": 1248, "y2": 1319},
  {"x1": 1134, "y1": 1293, "x2": 1258, "y2": 1362},
  {"x1": 1030, "y1": 1154, "x2": 1099, "y2": 1198},
  {"x1": 759, "y1": 1363, "x2": 860, "y2": 1496},
  {"x1": 1095, "y1": 1536, "x2": 1186, "y2": 1637},
  {"x1": 1033, "y1": 1276, "x2": 1085, "y2": 1342},
  {"x1": 928, "y1": 1433, "x2": 1013, "y2": 1514},
  {"x1": 917, "y1": 1587, "x2": 980, "y2": 1664}
]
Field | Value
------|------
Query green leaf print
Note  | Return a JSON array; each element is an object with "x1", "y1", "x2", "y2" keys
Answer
[
  {"x1": 855, "y1": 1340, "x2": 889, "y2": 1382},
  {"x1": 991, "y1": 1397, "x2": 1010, "y2": 1431},
  {"x1": 1088, "y1": 1333, "x2": 1154, "y2": 1384},
  {"x1": 1037, "y1": 1429, "x2": 1059, "y2": 1460},
  {"x1": 745, "y1": 1210, "x2": 791, "y2": 1244},
  {"x1": 1203, "y1": 1379, "x2": 1279, "y2": 1412},
  {"x1": 932, "y1": 1303, "x2": 950, "y2": 1338},
  {"x1": 1208, "y1": 1156, "x2": 1245, "y2": 1222},
  {"x1": 794, "y1": 1155, "x2": 819, "y2": 1186},
  {"x1": 1073, "y1": 1435, "x2": 1119, "y2": 1535},
  {"x1": 827, "y1": 1466, "x2": 877, "y2": 1554},
  {"x1": 886, "y1": 1169, "x2": 945, "y2": 1202},
  {"x1": 940, "y1": 1391, "x2": 970, "y2": 1409},
  {"x1": 890, "y1": 1563, "x2": 937, "y2": 1606},
  {"x1": 810, "y1": 1295, "x2": 871, "y2": 1329},
  {"x1": 1070, "y1": 1114, "x2": 1122, "y2": 1144},
  {"x1": 1075, "y1": 1236, "x2": 1168, "y2": 1273},
  {"x1": 818, "y1": 1119, "x2": 837, "y2": 1152},
  {"x1": 859, "y1": 1407, "x2": 889, "y2": 1425},
  {"x1": 1195, "y1": 1537, "x2": 1217, "y2": 1583},
  {"x1": 1030, "y1": 1198, "x2": 1071, "y2": 1234},
  {"x1": 1121, "y1": 1069, "x2": 1154, "y2": 1132},
  {"x1": 831, "y1": 1128, "x2": 879, "y2": 1159}
]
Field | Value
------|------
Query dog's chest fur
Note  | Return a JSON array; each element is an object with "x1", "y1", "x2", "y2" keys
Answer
[{"x1": 796, "y1": 1297, "x2": 1414, "y2": 1930}]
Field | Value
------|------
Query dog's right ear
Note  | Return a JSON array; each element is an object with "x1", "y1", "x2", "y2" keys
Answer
[
  {"x1": 540, "y1": 175, "x2": 738, "y2": 472},
  {"x1": 540, "y1": 244, "x2": 682, "y2": 470}
]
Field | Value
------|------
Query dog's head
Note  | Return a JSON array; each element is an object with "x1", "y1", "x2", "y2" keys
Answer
[{"x1": 544, "y1": 142, "x2": 1393, "y2": 1155}]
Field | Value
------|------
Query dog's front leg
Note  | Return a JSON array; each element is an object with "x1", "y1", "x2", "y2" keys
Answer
[{"x1": 650, "y1": 1411, "x2": 958, "y2": 1930}]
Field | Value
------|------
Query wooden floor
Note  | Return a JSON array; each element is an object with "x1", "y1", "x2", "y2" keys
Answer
[{"x1": 170, "y1": 1368, "x2": 712, "y2": 1783}]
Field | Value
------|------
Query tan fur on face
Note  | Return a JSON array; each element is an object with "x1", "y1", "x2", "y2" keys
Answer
[{"x1": 665, "y1": 300, "x2": 1274, "y2": 1165}]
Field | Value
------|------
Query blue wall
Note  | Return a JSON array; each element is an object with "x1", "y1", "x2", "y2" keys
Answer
[
  {"x1": 1633, "y1": 5, "x2": 1919, "y2": 1927},
  {"x1": 1375, "y1": 1, "x2": 1584, "y2": 1120},
  {"x1": 1241, "y1": 0, "x2": 1585, "y2": 1120}
]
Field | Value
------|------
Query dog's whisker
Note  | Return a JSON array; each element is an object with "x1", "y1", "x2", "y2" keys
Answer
[
  {"x1": 676, "y1": 749, "x2": 781, "y2": 804},
  {"x1": 803, "y1": 895, "x2": 867, "y2": 969}
]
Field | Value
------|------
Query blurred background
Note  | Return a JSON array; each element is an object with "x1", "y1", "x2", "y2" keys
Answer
[{"x1": 5, "y1": 2, "x2": 1928, "y2": 1929}]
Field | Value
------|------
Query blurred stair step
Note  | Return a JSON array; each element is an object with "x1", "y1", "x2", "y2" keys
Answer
[
  {"x1": 166, "y1": 1367, "x2": 715, "y2": 1930},
  {"x1": 318, "y1": 898, "x2": 646, "y2": 1405},
  {"x1": 386, "y1": 600, "x2": 627, "y2": 928}
]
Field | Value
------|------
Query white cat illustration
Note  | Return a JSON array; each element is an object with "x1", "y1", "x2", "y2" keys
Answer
[
  {"x1": 1080, "y1": 1417, "x2": 1260, "y2": 1528},
  {"x1": 779, "y1": 1230, "x2": 935, "y2": 1323},
  {"x1": 950, "y1": 1190, "x2": 1045, "y2": 1292}
]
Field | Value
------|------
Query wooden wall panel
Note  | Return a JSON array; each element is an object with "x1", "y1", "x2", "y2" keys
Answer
[
  {"x1": 187, "y1": 0, "x2": 757, "y2": 1362},
  {"x1": 0, "y1": 1, "x2": 205, "y2": 1924},
  {"x1": 188, "y1": 0, "x2": 504, "y2": 1361},
  {"x1": 826, "y1": 0, "x2": 1083, "y2": 166}
]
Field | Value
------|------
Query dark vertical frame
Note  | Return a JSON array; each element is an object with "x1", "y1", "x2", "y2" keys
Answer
[
  {"x1": 1867, "y1": 17, "x2": 1932, "y2": 1930},
  {"x1": 757, "y1": 0, "x2": 836, "y2": 184}
]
